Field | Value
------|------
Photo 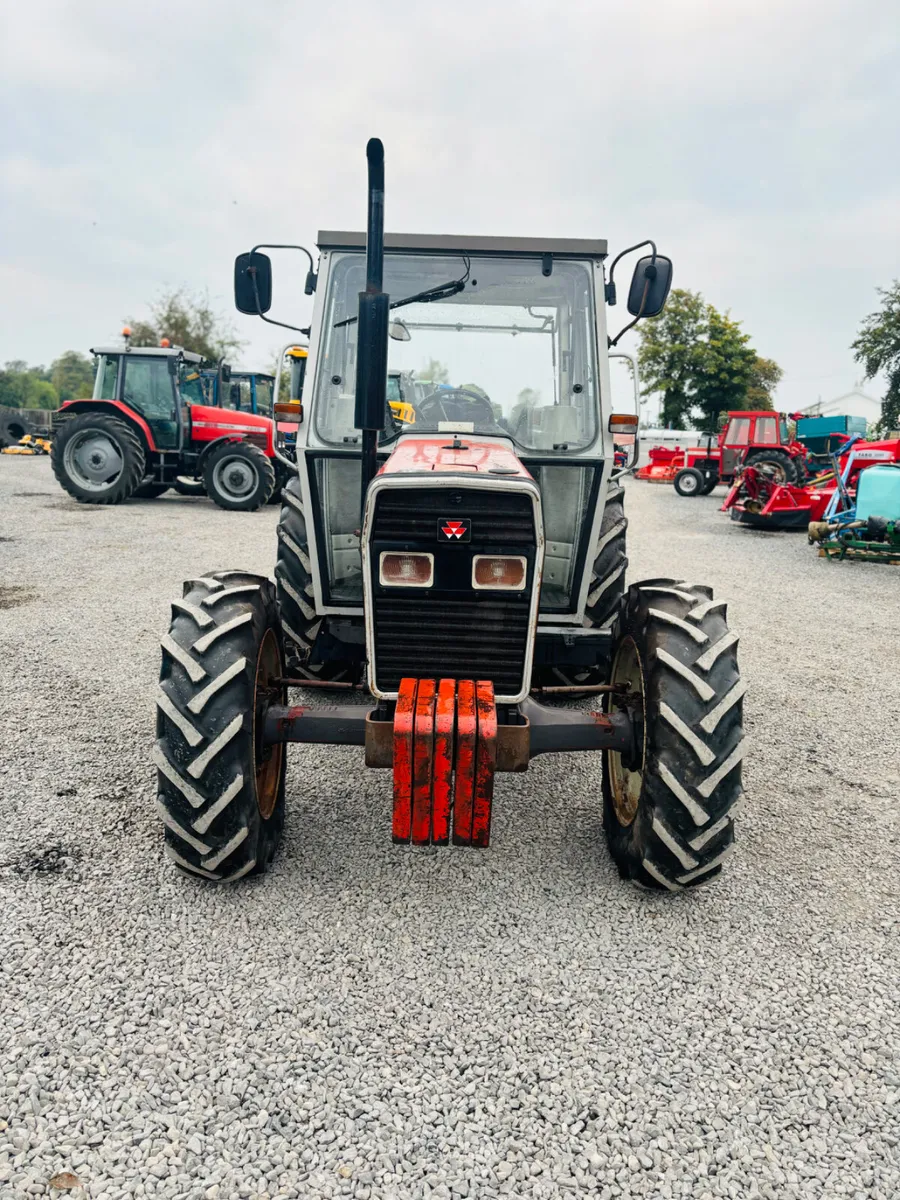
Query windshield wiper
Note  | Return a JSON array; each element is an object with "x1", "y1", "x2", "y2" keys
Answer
[{"x1": 334, "y1": 258, "x2": 471, "y2": 328}]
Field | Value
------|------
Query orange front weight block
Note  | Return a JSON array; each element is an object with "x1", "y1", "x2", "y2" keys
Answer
[{"x1": 393, "y1": 678, "x2": 497, "y2": 847}]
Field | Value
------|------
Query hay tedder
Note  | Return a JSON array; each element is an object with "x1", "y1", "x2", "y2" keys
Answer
[{"x1": 153, "y1": 139, "x2": 744, "y2": 891}]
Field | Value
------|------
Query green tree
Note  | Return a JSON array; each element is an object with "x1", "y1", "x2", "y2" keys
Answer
[
  {"x1": 50, "y1": 350, "x2": 95, "y2": 402},
  {"x1": 127, "y1": 288, "x2": 244, "y2": 362},
  {"x1": 691, "y1": 305, "x2": 757, "y2": 430},
  {"x1": 636, "y1": 289, "x2": 707, "y2": 427},
  {"x1": 419, "y1": 358, "x2": 450, "y2": 385},
  {"x1": 745, "y1": 355, "x2": 782, "y2": 410},
  {"x1": 0, "y1": 362, "x2": 59, "y2": 409},
  {"x1": 851, "y1": 280, "x2": 900, "y2": 435}
]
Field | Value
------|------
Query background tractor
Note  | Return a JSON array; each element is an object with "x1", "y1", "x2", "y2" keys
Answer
[
  {"x1": 153, "y1": 139, "x2": 744, "y2": 893},
  {"x1": 672, "y1": 410, "x2": 810, "y2": 496},
  {"x1": 51, "y1": 340, "x2": 290, "y2": 510}
]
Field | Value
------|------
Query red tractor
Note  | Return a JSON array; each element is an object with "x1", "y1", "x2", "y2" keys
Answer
[
  {"x1": 672, "y1": 411, "x2": 809, "y2": 496},
  {"x1": 51, "y1": 340, "x2": 290, "y2": 510},
  {"x1": 150, "y1": 139, "x2": 744, "y2": 894}
]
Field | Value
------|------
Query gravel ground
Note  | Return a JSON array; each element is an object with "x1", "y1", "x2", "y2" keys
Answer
[{"x1": 1, "y1": 457, "x2": 898, "y2": 1200}]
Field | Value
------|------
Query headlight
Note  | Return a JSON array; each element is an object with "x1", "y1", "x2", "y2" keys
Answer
[
  {"x1": 379, "y1": 551, "x2": 434, "y2": 587},
  {"x1": 472, "y1": 555, "x2": 527, "y2": 591}
]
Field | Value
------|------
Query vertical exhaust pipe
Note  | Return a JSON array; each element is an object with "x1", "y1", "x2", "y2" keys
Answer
[{"x1": 354, "y1": 137, "x2": 389, "y2": 521}]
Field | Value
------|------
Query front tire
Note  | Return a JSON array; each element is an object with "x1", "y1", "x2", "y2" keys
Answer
[
  {"x1": 275, "y1": 477, "x2": 354, "y2": 679},
  {"x1": 603, "y1": 579, "x2": 744, "y2": 891},
  {"x1": 203, "y1": 442, "x2": 275, "y2": 511},
  {"x1": 155, "y1": 572, "x2": 286, "y2": 881},
  {"x1": 674, "y1": 468, "x2": 703, "y2": 497},
  {"x1": 51, "y1": 413, "x2": 146, "y2": 504}
]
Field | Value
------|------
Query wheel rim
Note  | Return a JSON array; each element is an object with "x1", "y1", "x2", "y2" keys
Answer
[
  {"x1": 253, "y1": 628, "x2": 284, "y2": 820},
  {"x1": 213, "y1": 455, "x2": 258, "y2": 499},
  {"x1": 680, "y1": 473, "x2": 699, "y2": 494},
  {"x1": 63, "y1": 429, "x2": 125, "y2": 490},
  {"x1": 608, "y1": 635, "x2": 646, "y2": 826}
]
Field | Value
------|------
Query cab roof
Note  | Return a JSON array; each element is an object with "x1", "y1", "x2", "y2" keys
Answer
[
  {"x1": 91, "y1": 345, "x2": 204, "y2": 364},
  {"x1": 317, "y1": 231, "x2": 608, "y2": 259}
]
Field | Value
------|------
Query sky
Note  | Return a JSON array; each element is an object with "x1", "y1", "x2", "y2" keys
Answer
[{"x1": 3, "y1": 0, "x2": 899, "y2": 420}]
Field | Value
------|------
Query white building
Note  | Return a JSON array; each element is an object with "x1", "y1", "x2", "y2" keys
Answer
[{"x1": 799, "y1": 387, "x2": 882, "y2": 425}]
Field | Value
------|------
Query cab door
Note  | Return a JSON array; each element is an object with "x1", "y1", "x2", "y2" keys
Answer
[{"x1": 121, "y1": 356, "x2": 181, "y2": 449}]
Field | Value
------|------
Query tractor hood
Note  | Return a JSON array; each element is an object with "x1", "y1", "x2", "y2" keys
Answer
[{"x1": 378, "y1": 435, "x2": 531, "y2": 479}]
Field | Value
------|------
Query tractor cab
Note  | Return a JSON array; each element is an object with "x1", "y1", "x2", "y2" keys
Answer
[
  {"x1": 719, "y1": 411, "x2": 793, "y2": 478},
  {"x1": 296, "y1": 232, "x2": 623, "y2": 616},
  {"x1": 91, "y1": 344, "x2": 205, "y2": 450}
]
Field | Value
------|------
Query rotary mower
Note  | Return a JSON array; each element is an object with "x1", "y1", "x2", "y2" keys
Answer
[{"x1": 152, "y1": 138, "x2": 744, "y2": 892}]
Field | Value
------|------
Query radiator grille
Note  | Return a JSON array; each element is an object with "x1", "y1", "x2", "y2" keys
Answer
[
  {"x1": 370, "y1": 487, "x2": 536, "y2": 697},
  {"x1": 372, "y1": 489, "x2": 535, "y2": 546}
]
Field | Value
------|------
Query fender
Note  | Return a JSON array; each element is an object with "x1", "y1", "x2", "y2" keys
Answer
[
  {"x1": 195, "y1": 433, "x2": 252, "y2": 471},
  {"x1": 56, "y1": 399, "x2": 157, "y2": 451}
]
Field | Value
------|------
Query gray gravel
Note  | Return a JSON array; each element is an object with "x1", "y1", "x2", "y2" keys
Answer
[{"x1": 1, "y1": 457, "x2": 898, "y2": 1200}]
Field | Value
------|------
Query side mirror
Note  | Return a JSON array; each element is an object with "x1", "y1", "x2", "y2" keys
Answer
[
  {"x1": 234, "y1": 251, "x2": 272, "y2": 315},
  {"x1": 627, "y1": 255, "x2": 673, "y2": 318},
  {"x1": 220, "y1": 363, "x2": 232, "y2": 383},
  {"x1": 389, "y1": 319, "x2": 411, "y2": 342}
]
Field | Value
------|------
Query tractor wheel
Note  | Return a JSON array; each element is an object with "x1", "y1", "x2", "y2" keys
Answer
[
  {"x1": 173, "y1": 476, "x2": 206, "y2": 497},
  {"x1": 203, "y1": 442, "x2": 275, "y2": 511},
  {"x1": 674, "y1": 468, "x2": 704, "y2": 497},
  {"x1": 155, "y1": 571, "x2": 286, "y2": 881},
  {"x1": 51, "y1": 412, "x2": 146, "y2": 505},
  {"x1": 133, "y1": 481, "x2": 170, "y2": 499},
  {"x1": 275, "y1": 476, "x2": 353, "y2": 679},
  {"x1": 743, "y1": 449, "x2": 798, "y2": 484},
  {"x1": 0, "y1": 413, "x2": 32, "y2": 448},
  {"x1": 603, "y1": 579, "x2": 744, "y2": 891},
  {"x1": 699, "y1": 475, "x2": 719, "y2": 495}
]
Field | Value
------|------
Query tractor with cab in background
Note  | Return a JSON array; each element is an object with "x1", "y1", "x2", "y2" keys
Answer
[
  {"x1": 51, "y1": 337, "x2": 294, "y2": 510},
  {"x1": 152, "y1": 139, "x2": 744, "y2": 891}
]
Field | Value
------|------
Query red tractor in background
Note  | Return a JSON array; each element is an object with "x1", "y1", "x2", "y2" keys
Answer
[
  {"x1": 671, "y1": 411, "x2": 810, "y2": 496},
  {"x1": 51, "y1": 337, "x2": 294, "y2": 511}
]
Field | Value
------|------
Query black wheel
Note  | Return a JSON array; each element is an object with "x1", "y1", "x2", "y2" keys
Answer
[
  {"x1": 173, "y1": 477, "x2": 206, "y2": 496},
  {"x1": 532, "y1": 482, "x2": 627, "y2": 688},
  {"x1": 743, "y1": 449, "x2": 798, "y2": 484},
  {"x1": 133, "y1": 481, "x2": 170, "y2": 499},
  {"x1": 0, "y1": 412, "x2": 32, "y2": 448},
  {"x1": 51, "y1": 412, "x2": 146, "y2": 504},
  {"x1": 603, "y1": 579, "x2": 744, "y2": 891},
  {"x1": 155, "y1": 571, "x2": 286, "y2": 881},
  {"x1": 699, "y1": 475, "x2": 719, "y2": 495},
  {"x1": 274, "y1": 477, "x2": 355, "y2": 679},
  {"x1": 674, "y1": 468, "x2": 703, "y2": 497},
  {"x1": 203, "y1": 441, "x2": 275, "y2": 512}
]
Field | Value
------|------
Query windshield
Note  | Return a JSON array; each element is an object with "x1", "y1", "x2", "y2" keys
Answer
[
  {"x1": 315, "y1": 252, "x2": 599, "y2": 451},
  {"x1": 179, "y1": 365, "x2": 206, "y2": 406}
]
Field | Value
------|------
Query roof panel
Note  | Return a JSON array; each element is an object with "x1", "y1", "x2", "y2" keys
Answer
[{"x1": 317, "y1": 231, "x2": 607, "y2": 258}]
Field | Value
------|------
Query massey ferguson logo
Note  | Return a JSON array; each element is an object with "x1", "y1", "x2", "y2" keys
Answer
[{"x1": 439, "y1": 518, "x2": 471, "y2": 542}]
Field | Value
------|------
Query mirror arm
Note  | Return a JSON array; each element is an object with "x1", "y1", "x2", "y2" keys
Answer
[
  {"x1": 247, "y1": 265, "x2": 310, "y2": 337},
  {"x1": 605, "y1": 239, "x2": 657, "y2": 305},
  {"x1": 609, "y1": 278, "x2": 651, "y2": 347},
  {"x1": 251, "y1": 243, "x2": 318, "y2": 294}
]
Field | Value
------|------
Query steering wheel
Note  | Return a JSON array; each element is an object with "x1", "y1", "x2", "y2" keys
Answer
[{"x1": 416, "y1": 388, "x2": 498, "y2": 429}]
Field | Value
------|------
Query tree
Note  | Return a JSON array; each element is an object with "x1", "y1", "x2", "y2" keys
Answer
[
  {"x1": 419, "y1": 358, "x2": 450, "y2": 385},
  {"x1": 851, "y1": 281, "x2": 900, "y2": 435},
  {"x1": 744, "y1": 355, "x2": 782, "y2": 410},
  {"x1": 127, "y1": 288, "x2": 244, "y2": 363},
  {"x1": 636, "y1": 289, "x2": 708, "y2": 427},
  {"x1": 50, "y1": 350, "x2": 94, "y2": 402},
  {"x1": 0, "y1": 362, "x2": 58, "y2": 410},
  {"x1": 691, "y1": 306, "x2": 757, "y2": 430}
]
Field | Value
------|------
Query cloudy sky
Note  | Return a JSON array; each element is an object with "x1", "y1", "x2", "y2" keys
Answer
[{"x1": 3, "y1": 0, "x2": 899, "y2": 415}]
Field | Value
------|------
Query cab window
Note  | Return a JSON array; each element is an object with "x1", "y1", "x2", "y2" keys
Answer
[
  {"x1": 179, "y1": 369, "x2": 205, "y2": 406},
  {"x1": 122, "y1": 358, "x2": 175, "y2": 422},
  {"x1": 724, "y1": 417, "x2": 750, "y2": 446},
  {"x1": 755, "y1": 416, "x2": 777, "y2": 445},
  {"x1": 255, "y1": 380, "x2": 274, "y2": 418}
]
